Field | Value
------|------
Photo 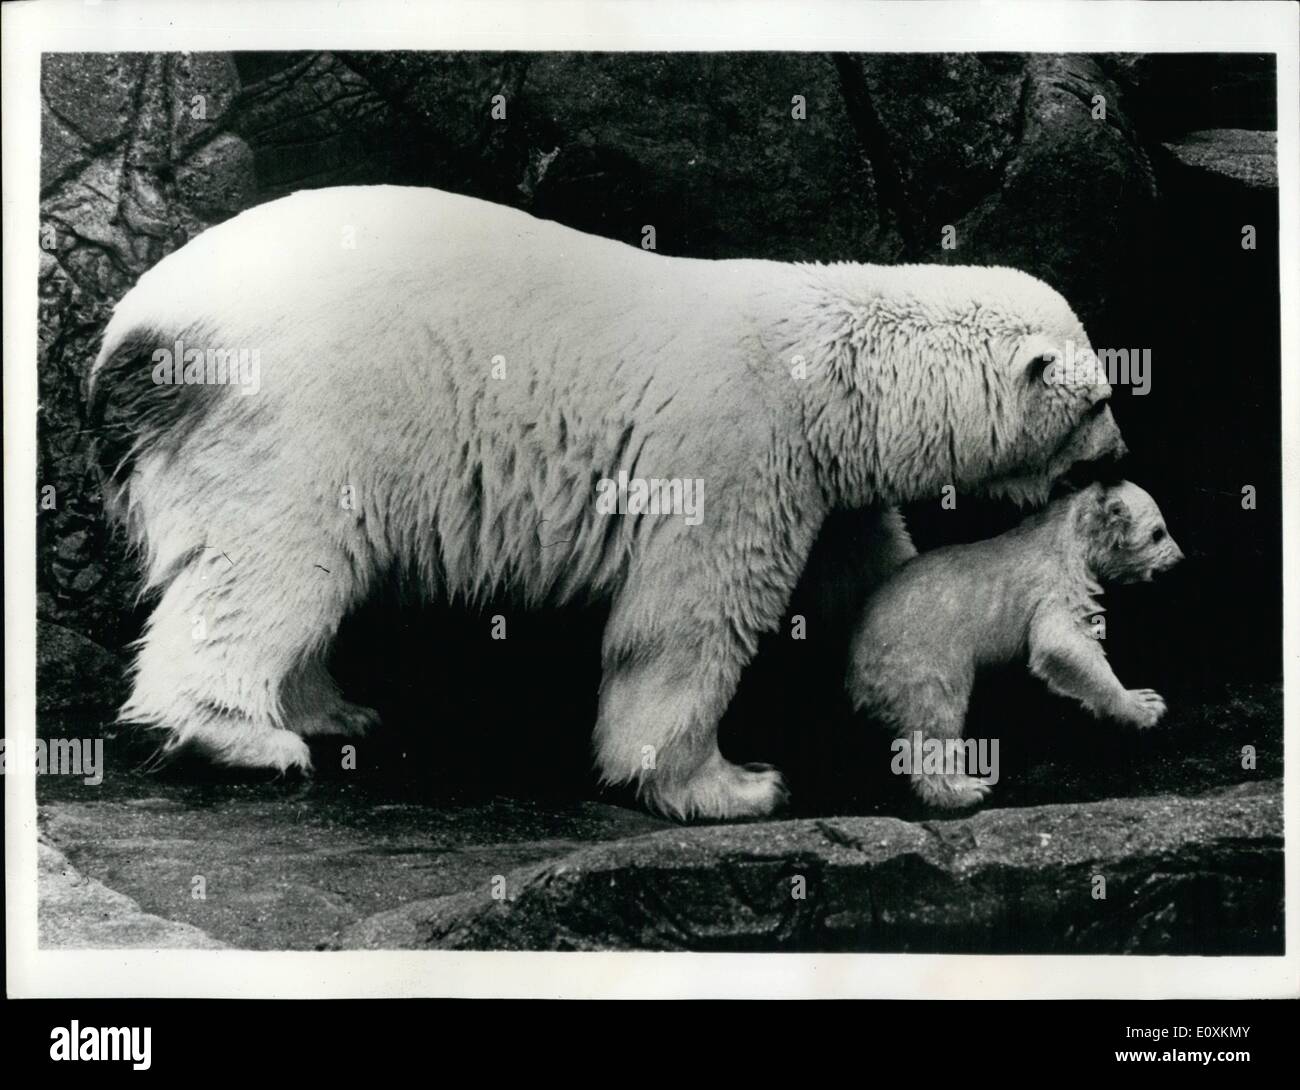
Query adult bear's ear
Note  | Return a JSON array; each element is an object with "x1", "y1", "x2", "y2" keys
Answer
[
  {"x1": 1024, "y1": 349, "x2": 1058, "y2": 385},
  {"x1": 1015, "y1": 335, "x2": 1060, "y2": 384},
  {"x1": 1027, "y1": 353, "x2": 1055, "y2": 382}
]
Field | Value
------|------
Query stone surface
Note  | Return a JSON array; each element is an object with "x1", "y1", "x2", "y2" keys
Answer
[
  {"x1": 229, "y1": 52, "x2": 396, "y2": 199},
  {"x1": 945, "y1": 54, "x2": 1159, "y2": 331},
  {"x1": 40, "y1": 791, "x2": 667, "y2": 951},
  {"x1": 36, "y1": 620, "x2": 126, "y2": 713},
  {"x1": 39, "y1": 840, "x2": 226, "y2": 949},
  {"x1": 1162, "y1": 129, "x2": 1277, "y2": 190},
  {"x1": 344, "y1": 786, "x2": 1281, "y2": 953}
]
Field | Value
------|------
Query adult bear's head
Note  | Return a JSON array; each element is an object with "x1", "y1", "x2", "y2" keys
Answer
[{"x1": 787, "y1": 262, "x2": 1127, "y2": 508}]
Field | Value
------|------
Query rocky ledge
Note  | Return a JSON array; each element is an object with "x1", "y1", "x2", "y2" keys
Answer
[{"x1": 342, "y1": 785, "x2": 1281, "y2": 953}]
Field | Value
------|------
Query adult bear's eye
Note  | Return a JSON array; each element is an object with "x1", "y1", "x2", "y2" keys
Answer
[{"x1": 1151, "y1": 528, "x2": 1166, "y2": 542}]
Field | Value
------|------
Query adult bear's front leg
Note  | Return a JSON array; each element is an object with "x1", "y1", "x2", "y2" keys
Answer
[{"x1": 591, "y1": 528, "x2": 804, "y2": 821}]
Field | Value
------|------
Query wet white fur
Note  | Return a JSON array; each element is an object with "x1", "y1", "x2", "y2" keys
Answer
[{"x1": 92, "y1": 185, "x2": 1123, "y2": 819}]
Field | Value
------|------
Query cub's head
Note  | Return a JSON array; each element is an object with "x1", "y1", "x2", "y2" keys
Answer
[{"x1": 1077, "y1": 480, "x2": 1184, "y2": 583}]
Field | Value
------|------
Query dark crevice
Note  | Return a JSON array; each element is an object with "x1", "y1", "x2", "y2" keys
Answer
[{"x1": 829, "y1": 53, "x2": 918, "y2": 258}]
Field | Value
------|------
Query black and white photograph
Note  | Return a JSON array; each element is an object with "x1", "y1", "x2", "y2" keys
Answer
[{"x1": 5, "y1": 0, "x2": 1298, "y2": 1014}]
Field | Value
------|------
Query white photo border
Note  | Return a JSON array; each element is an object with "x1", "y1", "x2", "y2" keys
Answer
[{"x1": 5, "y1": 0, "x2": 1298, "y2": 999}]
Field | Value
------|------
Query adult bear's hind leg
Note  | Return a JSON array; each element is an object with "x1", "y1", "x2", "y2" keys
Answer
[{"x1": 122, "y1": 524, "x2": 367, "y2": 772}]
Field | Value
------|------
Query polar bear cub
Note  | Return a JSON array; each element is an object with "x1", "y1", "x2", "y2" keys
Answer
[{"x1": 848, "y1": 481, "x2": 1184, "y2": 809}]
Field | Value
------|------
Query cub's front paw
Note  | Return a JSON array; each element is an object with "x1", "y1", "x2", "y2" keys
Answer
[
  {"x1": 912, "y1": 772, "x2": 992, "y2": 810},
  {"x1": 1121, "y1": 688, "x2": 1166, "y2": 729}
]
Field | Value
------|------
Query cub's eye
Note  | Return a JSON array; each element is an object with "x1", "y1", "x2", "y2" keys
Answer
[{"x1": 1151, "y1": 528, "x2": 1166, "y2": 543}]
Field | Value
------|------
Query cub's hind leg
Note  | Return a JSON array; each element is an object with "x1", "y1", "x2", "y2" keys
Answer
[
  {"x1": 853, "y1": 661, "x2": 988, "y2": 809},
  {"x1": 906, "y1": 692, "x2": 991, "y2": 810}
]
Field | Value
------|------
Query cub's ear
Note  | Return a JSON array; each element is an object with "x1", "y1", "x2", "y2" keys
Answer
[
  {"x1": 1077, "y1": 484, "x2": 1130, "y2": 550},
  {"x1": 1095, "y1": 490, "x2": 1132, "y2": 550}
]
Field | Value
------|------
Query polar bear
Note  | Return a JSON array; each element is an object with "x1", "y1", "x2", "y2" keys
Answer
[
  {"x1": 88, "y1": 185, "x2": 1125, "y2": 820},
  {"x1": 848, "y1": 480, "x2": 1183, "y2": 810}
]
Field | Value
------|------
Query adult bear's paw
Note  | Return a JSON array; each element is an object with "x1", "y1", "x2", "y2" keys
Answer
[{"x1": 642, "y1": 752, "x2": 790, "y2": 821}]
